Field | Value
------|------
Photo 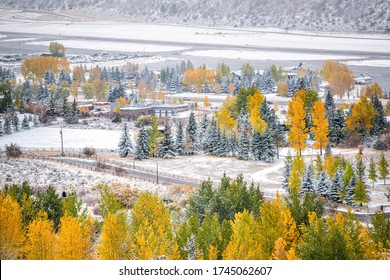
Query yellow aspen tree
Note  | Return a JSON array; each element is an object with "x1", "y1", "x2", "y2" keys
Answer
[
  {"x1": 208, "y1": 245, "x2": 219, "y2": 260},
  {"x1": 276, "y1": 81, "x2": 289, "y2": 96},
  {"x1": 24, "y1": 214, "x2": 55, "y2": 260},
  {"x1": 289, "y1": 156, "x2": 306, "y2": 190},
  {"x1": 216, "y1": 102, "x2": 237, "y2": 133},
  {"x1": 311, "y1": 100, "x2": 329, "y2": 155},
  {"x1": 55, "y1": 215, "x2": 91, "y2": 260},
  {"x1": 116, "y1": 96, "x2": 127, "y2": 108},
  {"x1": 272, "y1": 238, "x2": 299, "y2": 260},
  {"x1": 287, "y1": 96, "x2": 308, "y2": 156},
  {"x1": 167, "y1": 243, "x2": 181, "y2": 260},
  {"x1": 203, "y1": 96, "x2": 210, "y2": 108},
  {"x1": 323, "y1": 154, "x2": 337, "y2": 178},
  {"x1": 130, "y1": 193, "x2": 173, "y2": 260},
  {"x1": 346, "y1": 96, "x2": 377, "y2": 138},
  {"x1": 96, "y1": 212, "x2": 131, "y2": 260},
  {"x1": 0, "y1": 196, "x2": 25, "y2": 259},
  {"x1": 248, "y1": 91, "x2": 266, "y2": 132},
  {"x1": 223, "y1": 210, "x2": 260, "y2": 260},
  {"x1": 257, "y1": 196, "x2": 300, "y2": 260},
  {"x1": 158, "y1": 88, "x2": 164, "y2": 101}
]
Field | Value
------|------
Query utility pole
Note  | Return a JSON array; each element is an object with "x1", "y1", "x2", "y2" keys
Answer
[
  {"x1": 60, "y1": 126, "x2": 64, "y2": 157},
  {"x1": 156, "y1": 157, "x2": 159, "y2": 184}
]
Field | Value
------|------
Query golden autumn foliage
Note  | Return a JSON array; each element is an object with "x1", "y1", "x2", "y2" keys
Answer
[
  {"x1": 247, "y1": 91, "x2": 266, "y2": 132},
  {"x1": 323, "y1": 61, "x2": 354, "y2": 98},
  {"x1": 289, "y1": 156, "x2": 306, "y2": 190},
  {"x1": 24, "y1": 214, "x2": 55, "y2": 260},
  {"x1": 92, "y1": 79, "x2": 109, "y2": 101},
  {"x1": 72, "y1": 66, "x2": 85, "y2": 86},
  {"x1": 216, "y1": 102, "x2": 237, "y2": 134},
  {"x1": 129, "y1": 193, "x2": 173, "y2": 260},
  {"x1": 361, "y1": 82, "x2": 383, "y2": 98},
  {"x1": 182, "y1": 68, "x2": 217, "y2": 92},
  {"x1": 116, "y1": 96, "x2": 127, "y2": 108},
  {"x1": 346, "y1": 96, "x2": 377, "y2": 137},
  {"x1": 311, "y1": 100, "x2": 329, "y2": 155},
  {"x1": 276, "y1": 81, "x2": 289, "y2": 96},
  {"x1": 21, "y1": 56, "x2": 69, "y2": 83},
  {"x1": 287, "y1": 96, "x2": 308, "y2": 156},
  {"x1": 257, "y1": 196, "x2": 300, "y2": 259},
  {"x1": 0, "y1": 195, "x2": 25, "y2": 259},
  {"x1": 203, "y1": 96, "x2": 210, "y2": 108},
  {"x1": 55, "y1": 215, "x2": 93, "y2": 260},
  {"x1": 223, "y1": 209, "x2": 260, "y2": 260},
  {"x1": 96, "y1": 212, "x2": 131, "y2": 260}
]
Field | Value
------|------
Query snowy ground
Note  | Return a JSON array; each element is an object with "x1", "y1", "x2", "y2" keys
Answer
[
  {"x1": 1, "y1": 21, "x2": 389, "y2": 54},
  {"x1": 27, "y1": 40, "x2": 188, "y2": 53},
  {"x1": 0, "y1": 127, "x2": 124, "y2": 150},
  {"x1": 345, "y1": 59, "x2": 390, "y2": 68},
  {"x1": 0, "y1": 158, "x2": 194, "y2": 213},
  {"x1": 182, "y1": 50, "x2": 365, "y2": 61}
]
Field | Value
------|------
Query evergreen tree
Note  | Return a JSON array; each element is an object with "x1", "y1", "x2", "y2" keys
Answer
[
  {"x1": 61, "y1": 98, "x2": 69, "y2": 116},
  {"x1": 33, "y1": 115, "x2": 39, "y2": 127},
  {"x1": 21, "y1": 115, "x2": 30, "y2": 130},
  {"x1": 259, "y1": 127, "x2": 277, "y2": 163},
  {"x1": 228, "y1": 131, "x2": 238, "y2": 157},
  {"x1": 371, "y1": 95, "x2": 387, "y2": 136},
  {"x1": 4, "y1": 115, "x2": 12, "y2": 134},
  {"x1": 186, "y1": 112, "x2": 198, "y2": 152},
  {"x1": 345, "y1": 176, "x2": 356, "y2": 206},
  {"x1": 238, "y1": 130, "x2": 249, "y2": 160},
  {"x1": 329, "y1": 109, "x2": 345, "y2": 145},
  {"x1": 378, "y1": 153, "x2": 389, "y2": 185},
  {"x1": 355, "y1": 155, "x2": 366, "y2": 184},
  {"x1": 12, "y1": 114, "x2": 20, "y2": 132},
  {"x1": 158, "y1": 124, "x2": 176, "y2": 158},
  {"x1": 316, "y1": 171, "x2": 331, "y2": 198},
  {"x1": 135, "y1": 128, "x2": 150, "y2": 160},
  {"x1": 71, "y1": 99, "x2": 79, "y2": 116},
  {"x1": 203, "y1": 117, "x2": 218, "y2": 154},
  {"x1": 329, "y1": 169, "x2": 343, "y2": 203},
  {"x1": 47, "y1": 94, "x2": 57, "y2": 116},
  {"x1": 252, "y1": 130, "x2": 261, "y2": 160},
  {"x1": 282, "y1": 152, "x2": 293, "y2": 193},
  {"x1": 368, "y1": 158, "x2": 377, "y2": 188},
  {"x1": 175, "y1": 121, "x2": 185, "y2": 155},
  {"x1": 300, "y1": 165, "x2": 316, "y2": 195},
  {"x1": 118, "y1": 123, "x2": 133, "y2": 158},
  {"x1": 0, "y1": 118, "x2": 4, "y2": 137},
  {"x1": 37, "y1": 85, "x2": 49, "y2": 101},
  {"x1": 214, "y1": 130, "x2": 229, "y2": 157}
]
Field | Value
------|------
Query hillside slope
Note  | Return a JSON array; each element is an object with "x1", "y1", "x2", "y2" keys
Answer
[{"x1": 1, "y1": 0, "x2": 390, "y2": 33}]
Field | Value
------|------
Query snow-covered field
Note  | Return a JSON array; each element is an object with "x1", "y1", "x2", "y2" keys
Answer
[
  {"x1": 182, "y1": 50, "x2": 365, "y2": 61},
  {"x1": 0, "y1": 21, "x2": 389, "y2": 54},
  {"x1": 0, "y1": 158, "x2": 186, "y2": 213},
  {"x1": 27, "y1": 40, "x2": 188, "y2": 53},
  {"x1": 345, "y1": 59, "x2": 390, "y2": 68},
  {"x1": 0, "y1": 127, "x2": 124, "y2": 149}
]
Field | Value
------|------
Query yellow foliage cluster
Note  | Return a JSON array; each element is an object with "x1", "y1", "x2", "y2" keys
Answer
[
  {"x1": 323, "y1": 61, "x2": 354, "y2": 98},
  {"x1": 21, "y1": 56, "x2": 70, "y2": 83}
]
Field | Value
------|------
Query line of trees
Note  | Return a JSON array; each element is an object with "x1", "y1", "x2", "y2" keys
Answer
[{"x1": 1, "y1": 179, "x2": 389, "y2": 260}]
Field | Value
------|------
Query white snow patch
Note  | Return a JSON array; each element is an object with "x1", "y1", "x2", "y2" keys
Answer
[
  {"x1": 0, "y1": 22, "x2": 389, "y2": 53},
  {"x1": 1, "y1": 37, "x2": 37, "y2": 42},
  {"x1": 0, "y1": 127, "x2": 125, "y2": 149},
  {"x1": 182, "y1": 50, "x2": 365, "y2": 61},
  {"x1": 251, "y1": 161, "x2": 284, "y2": 184},
  {"x1": 345, "y1": 60, "x2": 390, "y2": 68},
  {"x1": 26, "y1": 40, "x2": 188, "y2": 53}
]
